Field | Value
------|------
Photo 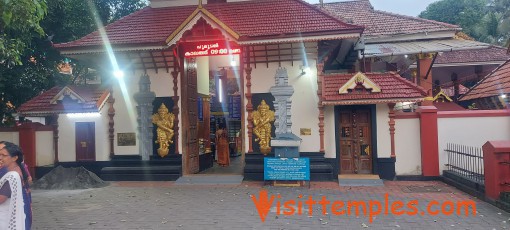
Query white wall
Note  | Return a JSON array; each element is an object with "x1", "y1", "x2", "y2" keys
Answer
[
  {"x1": 36, "y1": 131, "x2": 54, "y2": 166},
  {"x1": 376, "y1": 104, "x2": 391, "y2": 158},
  {"x1": 246, "y1": 59, "x2": 320, "y2": 152},
  {"x1": 197, "y1": 56, "x2": 210, "y2": 95},
  {"x1": 0, "y1": 131, "x2": 19, "y2": 145},
  {"x1": 58, "y1": 108, "x2": 110, "y2": 162},
  {"x1": 438, "y1": 114, "x2": 510, "y2": 172},
  {"x1": 394, "y1": 118, "x2": 421, "y2": 175},
  {"x1": 324, "y1": 106, "x2": 336, "y2": 158},
  {"x1": 112, "y1": 69, "x2": 182, "y2": 155}
]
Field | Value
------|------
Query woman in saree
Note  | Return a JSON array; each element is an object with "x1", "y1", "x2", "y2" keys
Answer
[
  {"x1": 0, "y1": 141, "x2": 32, "y2": 229},
  {"x1": 215, "y1": 123, "x2": 230, "y2": 167}
]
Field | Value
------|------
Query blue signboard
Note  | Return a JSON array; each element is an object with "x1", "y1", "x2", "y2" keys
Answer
[{"x1": 264, "y1": 158, "x2": 310, "y2": 181}]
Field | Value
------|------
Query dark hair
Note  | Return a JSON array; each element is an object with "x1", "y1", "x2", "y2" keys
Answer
[{"x1": 0, "y1": 141, "x2": 29, "y2": 185}]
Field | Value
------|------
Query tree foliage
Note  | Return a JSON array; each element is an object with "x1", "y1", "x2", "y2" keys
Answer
[
  {"x1": 0, "y1": 0, "x2": 47, "y2": 66},
  {"x1": 419, "y1": 0, "x2": 510, "y2": 46},
  {"x1": 0, "y1": 0, "x2": 147, "y2": 126}
]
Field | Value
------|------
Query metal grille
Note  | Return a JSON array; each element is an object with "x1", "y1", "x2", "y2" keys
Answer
[{"x1": 445, "y1": 143, "x2": 484, "y2": 185}]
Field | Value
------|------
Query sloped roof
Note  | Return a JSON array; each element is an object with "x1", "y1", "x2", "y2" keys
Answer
[
  {"x1": 322, "y1": 72, "x2": 427, "y2": 105},
  {"x1": 435, "y1": 46, "x2": 510, "y2": 65},
  {"x1": 54, "y1": 0, "x2": 363, "y2": 50},
  {"x1": 320, "y1": 0, "x2": 459, "y2": 37},
  {"x1": 17, "y1": 85, "x2": 110, "y2": 116},
  {"x1": 460, "y1": 59, "x2": 510, "y2": 101}
]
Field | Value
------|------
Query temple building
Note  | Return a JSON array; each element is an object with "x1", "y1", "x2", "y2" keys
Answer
[{"x1": 11, "y1": 0, "x2": 507, "y2": 181}]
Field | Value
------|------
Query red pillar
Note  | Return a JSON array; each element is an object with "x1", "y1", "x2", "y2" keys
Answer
[
  {"x1": 482, "y1": 141, "x2": 510, "y2": 201},
  {"x1": 18, "y1": 123, "x2": 40, "y2": 178},
  {"x1": 418, "y1": 106, "x2": 439, "y2": 176}
]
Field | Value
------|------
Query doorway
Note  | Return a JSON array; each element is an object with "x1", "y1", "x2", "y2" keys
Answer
[
  {"x1": 75, "y1": 122, "x2": 95, "y2": 161},
  {"x1": 338, "y1": 106, "x2": 373, "y2": 174}
]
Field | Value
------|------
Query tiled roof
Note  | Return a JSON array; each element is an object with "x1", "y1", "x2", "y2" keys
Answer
[
  {"x1": 460, "y1": 59, "x2": 510, "y2": 101},
  {"x1": 320, "y1": 0, "x2": 459, "y2": 37},
  {"x1": 322, "y1": 72, "x2": 427, "y2": 105},
  {"x1": 435, "y1": 46, "x2": 510, "y2": 65},
  {"x1": 54, "y1": 0, "x2": 363, "y2": 49},
  {"x1": 17, "y1": 85, "x2": 110, "y2": 115},
  {"x1": 433, "y1": 101, "x2": 466, "y2": 111}
]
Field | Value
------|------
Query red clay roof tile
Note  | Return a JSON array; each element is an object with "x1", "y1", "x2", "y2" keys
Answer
[
  {"x1": 460, "y1": 59, "x2": 510, "y2": 101},
  {"x1": 54, "y1": 0, "x2": 363, "y2": 49},
  {"x1": 17, "y1": 85, "x2": 109, "y2": 115},
  {"x1": 320, "y1": 0, "x2": 459, "y2": 37},
  {"x1": 435, "y1": 46, "x2": 510, "y2": 64},
  {"x1": 322, "y1": 72, "x2": 426, "y2": 104}
]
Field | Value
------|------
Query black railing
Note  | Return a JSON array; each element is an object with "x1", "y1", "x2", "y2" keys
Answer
[{"x1": 445, "y1": 143, "x2": 484, "y2": 185}]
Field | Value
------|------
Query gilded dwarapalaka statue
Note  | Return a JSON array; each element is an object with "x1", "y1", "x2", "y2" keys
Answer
[
  {"x1": 252, "y1": 100, "x2": 275, "y2": 155},
  {"x1": 152, "y1": 103, "x2": 175, "y2": 158}
]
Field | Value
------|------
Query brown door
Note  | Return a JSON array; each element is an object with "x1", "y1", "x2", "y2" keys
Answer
[
  {"x1": 182, "y1": 57, "x2": 200, "y2": 174},
  {"x1": 339, "y1": 108, "x2": 372, "y2": 174},
  {"x1": 75, "y1": 122, "x2": 95, "y2": 161}
]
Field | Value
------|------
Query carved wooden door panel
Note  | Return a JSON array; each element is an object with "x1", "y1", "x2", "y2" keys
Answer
[
  {"x1": 339, "y1": 109, "x2": 372, "y2": 174},
  {"x1": 183, "y1": 57, "x2": 200, "y2": 174},
  {"x1": 75, "y1": 122, "x2": 95, "y2": 161}
]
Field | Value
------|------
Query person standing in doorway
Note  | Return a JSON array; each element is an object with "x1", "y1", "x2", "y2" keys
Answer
[{"x1": 215, "y1": 123, "x2": 230, "y2": 167}]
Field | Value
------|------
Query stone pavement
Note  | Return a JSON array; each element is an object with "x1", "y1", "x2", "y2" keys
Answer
[{"x1": 33, "y1": 180, "x2": 510, "y2": 230}]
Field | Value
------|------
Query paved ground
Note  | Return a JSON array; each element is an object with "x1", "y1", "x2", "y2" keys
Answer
[{"x1": 33, "y1": 180, "x2": 510, "y2": 230}]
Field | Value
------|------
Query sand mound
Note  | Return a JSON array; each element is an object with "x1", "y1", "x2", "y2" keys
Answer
[{"x1": 32, "y1": 166, "x2": 109, "y2": 190}]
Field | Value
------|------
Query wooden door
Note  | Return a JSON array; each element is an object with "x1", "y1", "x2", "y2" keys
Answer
[
  {"x1": 75, "y1": 122, "x2": 95, "y2": 161},
  {"x1": 339, "y1": 108, "x2": 372, "y2": 174},
  {"x1": 182, "y1": 57, "x2": 200, "y2": 174}
]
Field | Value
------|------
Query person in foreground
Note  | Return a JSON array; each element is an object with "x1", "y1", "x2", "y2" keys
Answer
[{"x1": 0, "y1": 141, "x2": 32, "y2": 229}]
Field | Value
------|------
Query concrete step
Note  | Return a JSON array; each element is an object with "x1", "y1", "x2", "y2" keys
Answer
[{"x1": 338, "y1": 174, "x2": 384, "y2": 186}]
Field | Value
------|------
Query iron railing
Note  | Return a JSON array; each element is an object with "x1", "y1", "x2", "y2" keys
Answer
[{"x1": 445, "y1": 143, "x2": 484, "y2": 185}]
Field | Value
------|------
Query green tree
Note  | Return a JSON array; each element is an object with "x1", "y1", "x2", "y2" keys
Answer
[
  {"x1": 0, "y1": 0, "x2": 147, "y2": 126},
  {"x1": 420, "y1": 0, "x2": 510, "y2": 46},
  {"x1": 0, "y1": 0, "x2": 47, "y2": 66}
]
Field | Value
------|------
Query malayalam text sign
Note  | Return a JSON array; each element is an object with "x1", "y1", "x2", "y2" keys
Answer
[{"x1": 264, "y1": 158, "x2": 310, "y2": 181}]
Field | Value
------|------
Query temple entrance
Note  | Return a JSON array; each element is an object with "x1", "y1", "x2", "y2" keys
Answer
[{"x1": 338, "y1": 107, "x2": 373, "y2": 174}]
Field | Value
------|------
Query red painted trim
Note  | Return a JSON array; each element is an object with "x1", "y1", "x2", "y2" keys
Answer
[
  {"x1": 18, "y1": 123, "x2": 38, "y2": 179},
  {"x1": 35, "y1": 125, "x2": 54, "y2": 131},
  {"x1": 438, "y1": 109, "x2": 510, "y2": 118},
  {"x1": 0, "y1": 127, "x2": 18, "y2": 132},
  {"x1": 395, "y1": 112, "x2": 419, "y2": 119},
  {"x1": 418, "y1": 107, "x2": 439, "y2": 177}
]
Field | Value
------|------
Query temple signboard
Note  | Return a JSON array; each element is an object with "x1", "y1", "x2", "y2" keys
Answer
[{"x1": 181, "y1": 40, "x2": 241, "y2": 57}]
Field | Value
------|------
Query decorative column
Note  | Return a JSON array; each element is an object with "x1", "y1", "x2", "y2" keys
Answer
[
  {"x1": 52, "y1": 114, "x2": 59, "y2": 164},
  {"x1": 134, "y1": 74, "x2": 156, "y2": 160},
  {"x1": 172, "y1": 70, "x2": 180, "y2": 154},
  {"x1": 245, "y1": 66, "x2": 254, "y2": 153},
  {"x1": 108, "y1": 86, "x2": 115, "y2": 159},
  {"x1": 388, "y1": 103, "x2": 396, "y2": 158},
  {"x1": 203, "y1": 95, "x2": 211, "y2": 152},
  {"x1": 270, "y1": 68, "x2": 301, "y2": 158},
  {"x1": 417, "y1": 53, "x2": 435, "y2": 106},
  {"x1": 317, "y1": 63, "x2": 325, "y2": 153}
]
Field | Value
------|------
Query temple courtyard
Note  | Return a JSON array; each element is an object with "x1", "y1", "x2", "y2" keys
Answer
[{"x1": 32, "y1": 180, "x2": 509, "y2": 229}]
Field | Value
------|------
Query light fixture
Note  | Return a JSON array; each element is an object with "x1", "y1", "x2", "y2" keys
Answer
[
  {"x1": 230, "y1": 59, "x2": 236, "y2": 66},
  {"x1": 114, "y1": 70, "x2": 124, "y2": 79},
  {"x1": 500, "y1": 94, "x2": 507, "y2": 99}
]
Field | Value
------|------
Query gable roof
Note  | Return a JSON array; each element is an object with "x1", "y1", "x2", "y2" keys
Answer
[
  {"x1": 460, "y1": 59, "x2": 510, "y2": 101},
  {"x1": 322, "y1": 71, "x2": 427, "y2": 105},
  {"x1": 320, "y1": 0, "x2": 459, "y2": 38},
  {"x1": 17, "y1": 85, "x2": 110, "y2": 116},
  {"x1": 54, "y1": 0, "x2": 363, "y2": 51},
  {"x1": 435, "y1": 46, "x2": 510, "y2": 66}
]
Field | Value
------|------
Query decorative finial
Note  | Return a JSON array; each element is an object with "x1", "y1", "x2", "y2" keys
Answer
[{"x1": 198, "y1": 0, "x2": 203, "y2": 8}]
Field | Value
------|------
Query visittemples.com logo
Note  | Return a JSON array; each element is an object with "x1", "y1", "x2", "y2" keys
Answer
[{"x1": 251, "y1": 190, "x2": 477, "y2": 223}]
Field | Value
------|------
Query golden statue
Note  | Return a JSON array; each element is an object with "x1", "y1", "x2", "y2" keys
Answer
[
  {"x1": 152, "y1": 103, "x2": 175, "y2": 158},
  {"x1": 252, "y1": 100, "x2": 275, "y2": 155}
]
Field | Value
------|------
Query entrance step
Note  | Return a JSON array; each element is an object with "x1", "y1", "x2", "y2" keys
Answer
[
  {"x1": 338, "y1": 174, "x2": 384, "y2": 186},
  {"x1": 175, "y1": 175, "x2": 243, "y2": 185}
]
